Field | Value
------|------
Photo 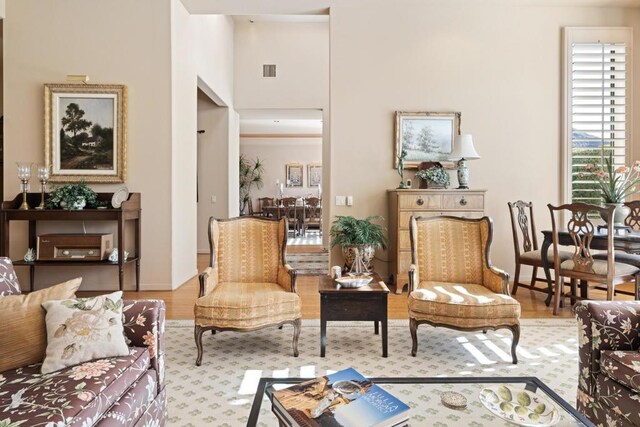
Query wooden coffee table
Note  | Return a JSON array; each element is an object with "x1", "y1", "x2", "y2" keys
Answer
[{"x1": 319, "y1": 272, "x2": 389, "y2": 358}]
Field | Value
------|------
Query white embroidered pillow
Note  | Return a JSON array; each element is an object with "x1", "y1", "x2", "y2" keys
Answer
[{"x1": 41, "y1": 291, "x2": 129, "y2": 374}]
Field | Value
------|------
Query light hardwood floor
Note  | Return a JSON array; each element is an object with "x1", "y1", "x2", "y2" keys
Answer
[{"x1": 102, "y1": 254, "x2": 638, "y2": 320}]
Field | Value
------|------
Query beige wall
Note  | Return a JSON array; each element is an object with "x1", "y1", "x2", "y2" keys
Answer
[
  {"x1": 171, "y1": 0, "x2": 236, "y2": 287},
  {"x1": 240, "y1": 138, "x2": 322, "y2": 202},
  {"x1": 329, "y1": 2, "x2": 640, "y2": 279},
  {"x1": 3, "y1": 0, "x2": 173, "y2": 290}
]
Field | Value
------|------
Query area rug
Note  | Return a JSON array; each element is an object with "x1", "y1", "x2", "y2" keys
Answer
[{"x1": 164, "y1": 319, "x2": 579, "y2": 426}]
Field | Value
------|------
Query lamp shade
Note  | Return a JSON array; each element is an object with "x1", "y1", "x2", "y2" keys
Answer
[{"x1": 450, "y1": 134, "x2": 480, "y2": 160}]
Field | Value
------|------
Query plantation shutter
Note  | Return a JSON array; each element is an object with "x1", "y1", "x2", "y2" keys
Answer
[{"x1": 569, "y1": 39, "x2": 630, "y2": 204}]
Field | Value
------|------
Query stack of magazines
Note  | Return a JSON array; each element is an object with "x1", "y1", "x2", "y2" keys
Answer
[{"x1": 271, "y1": 368, "x2": 410, "y2": 427}]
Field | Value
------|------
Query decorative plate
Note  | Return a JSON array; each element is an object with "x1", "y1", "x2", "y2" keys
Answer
[
  {"x1": 335, "y1": 276, "x2": 373, "y2": 288},
  {"x1": 111, "y1": 187, "x2": 129, "y2": 209},
  {"x1": 479, "y1": 386, "x2": 560, "y2": 427}
]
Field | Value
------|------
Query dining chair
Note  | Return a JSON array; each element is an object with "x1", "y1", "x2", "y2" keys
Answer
[
  {"x1": 507, "y1": 200, "x2": 572, "y2": 296},
  {"x1": 281, "y1": 197, "x2": 299, "y2": 236},
  {"x1": 257, "y1": 197, "x2": 275, "y2": 217},
  {"x1": 548, "y1": 203, "x2": 640, "y2": 315},
  {"x1": 624, "y1": 200, "x2": 640, "y2": 231},
  {"x1": 302, "y1": 197, "x2": 322, "y2": 237}
]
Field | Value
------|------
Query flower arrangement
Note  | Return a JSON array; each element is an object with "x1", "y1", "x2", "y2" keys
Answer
[
  {"x1": 45, "y1": 182, "x2": 98, "y2": 210},
  {"x1": 585, "y1": 152, "x2": 640, "y2": 204},
  {"x1": 416, "y1": 166, "x2": 450, "y2": 187}
]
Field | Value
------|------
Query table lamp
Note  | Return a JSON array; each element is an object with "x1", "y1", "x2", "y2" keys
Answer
[{"x1": 449, "y1": 134, "x2": 480, "y2": 189}]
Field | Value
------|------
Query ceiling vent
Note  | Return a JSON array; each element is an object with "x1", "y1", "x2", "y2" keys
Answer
[{"x1": 263, "y1": 64, "x2": 277, "y2": 78}]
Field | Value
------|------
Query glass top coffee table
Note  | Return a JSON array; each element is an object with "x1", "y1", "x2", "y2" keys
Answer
[{"x1": 247, "y1": 376, "x2": 594, "y2": 427}]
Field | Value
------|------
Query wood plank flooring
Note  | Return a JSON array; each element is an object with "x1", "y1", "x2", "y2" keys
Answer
[{"x1": 104, "y1": 254, "x2": 638, "y2": 321}]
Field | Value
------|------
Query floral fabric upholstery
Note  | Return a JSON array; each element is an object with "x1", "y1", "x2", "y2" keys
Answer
[
  {"x1": 601, "y1": 351, "x2": 640, "y2": 393},
  {"x1": 409, "y1": 217, "x2": 518, "y2": 330},
  {"x1": 574, "y1": 301, "x2": 640, "y2": 426},
  {"x1": 0, "y1": 299, "x2": 167, "y2": 427},
  {"x1": 196, "y1": 218, "x2": 300, "y2": 330},
  {"x1": 195, "y1": 281, "x2": 301, "y2": 329},
  {"x1": 409, "y1": 281, "x2": 520, "y2": 328},
  {"x1": 0, "y1": 257, "x2": 20, "y2": 296}
]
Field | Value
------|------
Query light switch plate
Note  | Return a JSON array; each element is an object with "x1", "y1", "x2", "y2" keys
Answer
[
  {"x1": 336, "y1": 196, "x2": 346, "y2": 206},
  {"x1": 347, "y1": 196, "x2": 353, "y2": 206}
]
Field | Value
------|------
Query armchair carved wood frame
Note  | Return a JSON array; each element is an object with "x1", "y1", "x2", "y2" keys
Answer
[
  {"x1": 194, "y1": 217, "x2": 301, "y2": 366},
  {"x1": 408, "y1": 216, "x2": 521, "y2": 364}
]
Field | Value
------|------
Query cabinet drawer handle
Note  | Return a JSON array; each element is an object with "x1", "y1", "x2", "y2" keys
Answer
[
  {"x1": 416, "y1": 198, "x2": 425, "y2": 206},
  {"x1": 459, "y1": 197, "x2": 468, "y2": 206}
]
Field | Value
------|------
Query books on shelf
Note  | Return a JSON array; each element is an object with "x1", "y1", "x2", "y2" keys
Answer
[{"x1": 271, "y1": 368, "x2": 410, "y2": 427}]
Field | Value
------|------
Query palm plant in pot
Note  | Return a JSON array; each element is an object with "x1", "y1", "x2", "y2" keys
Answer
[
  {"x1": 329, "y1": 215, "x2": 388, "y2": 270},
  {"x1": 584, "y1": 152, "x2": 640, "y2": 225}
]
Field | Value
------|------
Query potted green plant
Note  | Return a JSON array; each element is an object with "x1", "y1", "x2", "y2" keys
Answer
[
  {"x1": 239, "y1": 155, "x2": 264, "y2": 215},
  {"x1": 584, "y1": 152, "x2": 640, "y2": 225},
  {"x1": 329, "y1": 215, "x2": 388, "y2": 269},
  {"x1": 416, "y1": 166, "x2": 450, "y2": 189},
  {"x1": 45, "y1": 182, "x2": 98, "y2": 210}
]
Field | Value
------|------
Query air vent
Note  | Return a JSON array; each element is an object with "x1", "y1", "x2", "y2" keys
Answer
[{"x1": 263, "y1": 64, "x2": 276, "y2": 78}]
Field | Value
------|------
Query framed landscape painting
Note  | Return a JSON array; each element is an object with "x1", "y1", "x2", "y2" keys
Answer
[
  {"x1": 308, "y1": 164, "x2": 322, "y2": 187},
  {"x1": 286, "y1": 163, "x2": 304, "y2": 187},
  {"x1": 394, "y1": 111, "x2": 461, "y2": 169},
  {"x1": 45, "y1": 83, "x2": 127, "y2": 183}
]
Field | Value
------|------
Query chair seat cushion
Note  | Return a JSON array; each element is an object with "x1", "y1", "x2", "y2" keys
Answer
[
  {"x1": 408, "y1": 281, "x2": 520, "y2": 327},
  {"x1": 601, "y1": 350, "x2": 640, "y2": 394},
  {"x1": 594, "y1": 252, "x2": 640, "y2": 269},
  {"x1": 0, "y1": 347, "x2": 150, "y2": 426},
  {"x1": 560, "y1": 259, "x2": 639, "y2": 276},
  {"x1": 195, "y1": 282, "x2": 301, "y2": 329},
  {"x1": 520, "y1": 248, "x2": 573, "y2": 263}
]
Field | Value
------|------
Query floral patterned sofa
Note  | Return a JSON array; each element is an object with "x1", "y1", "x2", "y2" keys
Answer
[
  {"x1": 574, "y1": 300, "x2": 640, "y2": 427},
  {"x1": 0, "y1": 258, "x2": 167, "y2": 426}
]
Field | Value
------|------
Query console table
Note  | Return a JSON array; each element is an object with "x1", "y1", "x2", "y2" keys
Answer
[{"x1": 0, "y1": 192, "x2": 141, "y2": 291}]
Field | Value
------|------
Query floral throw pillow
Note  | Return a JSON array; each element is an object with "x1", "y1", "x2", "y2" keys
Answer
[{"x1": 41, "y1": 291, "x2": 129, "y2": 374}]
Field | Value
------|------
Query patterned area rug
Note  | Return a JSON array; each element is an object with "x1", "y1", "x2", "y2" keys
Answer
[
  {"x1": 165, "y1": 319, "x2": 580, "y2": 426},
  {"x1": 286, "y1": 251, "x2": 329, "y2": 275}
]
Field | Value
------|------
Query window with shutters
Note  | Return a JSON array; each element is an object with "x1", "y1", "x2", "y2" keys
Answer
[{"x1": 564, "y1": 28, "x2": 633, "y2": 204}]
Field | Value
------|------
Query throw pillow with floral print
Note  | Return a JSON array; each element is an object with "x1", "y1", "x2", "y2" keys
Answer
[{"x1": 41, "y1": 291, "x2": 129, "y2": 374}]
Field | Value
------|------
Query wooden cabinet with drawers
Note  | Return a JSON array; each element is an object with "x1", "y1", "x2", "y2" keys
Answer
[{"x1": 387, "y1": 189, "x2": 487, "y2": 294}]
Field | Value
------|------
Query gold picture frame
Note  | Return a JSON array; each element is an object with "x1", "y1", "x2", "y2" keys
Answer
[
  {"x1": 394, "y1": 111, "x2": 461, "y2": 170},
  {"x1": 286, "y1": 163, "x2": 304, "y2": 187},
  {"x1": 307, "y1": 163, "x2": 322, "y2": 187},
  {"x1": 45, "y1": 83, "x2": 127, "y2": 183}
]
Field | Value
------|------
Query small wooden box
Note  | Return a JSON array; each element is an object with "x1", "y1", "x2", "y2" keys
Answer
[{"x1": 37, "y1": 234, "x2": 114, "y2": 261}]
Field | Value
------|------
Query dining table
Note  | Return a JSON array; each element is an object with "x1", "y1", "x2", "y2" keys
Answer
[
  {"x1": 540, "y1": 229, "x2": 640, "y2": 306},
  {"x1": 261, "y1": 204, "x2": 321, "y2": 235}
]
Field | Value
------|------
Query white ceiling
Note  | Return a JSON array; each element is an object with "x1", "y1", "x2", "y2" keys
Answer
[{"x1": 182, "y1": 0, "x2": 640, "y2": 15}]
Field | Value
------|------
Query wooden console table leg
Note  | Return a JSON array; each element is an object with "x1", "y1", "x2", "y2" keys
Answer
[
  {"x1": 118, "y1": 216, "x2": 124, "y2": 291},
  {"x1": 135, "y1": 217, "x2": 141, "y2": 291},
  {"x1": 382, "y1": 319, "x2": 388, "y2": 358},
  {"x1": 0, "y1": 213, "x2": 9, "y2": 257},
  {"x1": 29, "y1": 264, "x2": 35, "y2": 292},
  {"x1": 374, "y1": 321, "x2": 379, "y2": 335}
]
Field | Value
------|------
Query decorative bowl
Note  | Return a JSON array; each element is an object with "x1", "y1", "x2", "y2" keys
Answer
[
  {"x1": 335, "y1": 276, "x2": 373, "y2": 288},
  {"x1": 479, "y1": 385, "x2": 560, "y2": 426}
]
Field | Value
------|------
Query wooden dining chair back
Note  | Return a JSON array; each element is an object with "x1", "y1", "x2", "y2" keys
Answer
[
  {"x1": 302, "y1": 197, "x2": 322, "y2": 237},
  {"x1": 625, "y1": 200, "x2": 640, "y2": 231},
  {"x1": 548, "y1": 203, "x2": 639, "y2": 315},
  {"x1": 257, "y1": 197, "x2": 275, "y2": 217},
  {"x1": 281, "y1": 197, "x2": 299, "y2": 235}
]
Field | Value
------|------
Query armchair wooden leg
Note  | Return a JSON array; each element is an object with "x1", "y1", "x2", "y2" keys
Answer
[
  {"x1": 211, "y1": 330, "x2": 216, "y2": 335},
  {"x1": 410, "y1": 318, "x2": 419, "y2": 357},
  {"x1": 278, "y1": 325, "x2": 283, "y2": 330},
  {"x1": 606, "y1": 281, "x2": 614, "y2": 301},
  {"x1": 509, "y1": 324, "x2": 520, "y2": 364},
  {"x1": 553, "y1": 271, "x2": 562, "y2": 315},
  {"x1": 292, "y1": 319, "x2": 301, "y2": 357},
  {"x1": 530, "y1": 266, "x2": 538, "y2": 287},
  {"x1": 195, "y1": 325, "x2": 206, "y2": 366},
  {"x1": 512, "y1": 263, "x2": 521, "y2": 295}
]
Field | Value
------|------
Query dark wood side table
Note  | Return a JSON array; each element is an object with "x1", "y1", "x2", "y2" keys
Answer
[
  {"x1": 319, "y1": 272, "x2": 389, "y2": 358},
  {"x1": 0, "y1": 192, "x2": 141, "y2": 291}
]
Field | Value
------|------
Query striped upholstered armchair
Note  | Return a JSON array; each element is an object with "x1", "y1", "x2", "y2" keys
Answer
[
  {"x1": 194, "y1": 217, "x2": 301, "y2": 365},
  {"x1": 408, "y1": 216, "x2": 521, "y2": 363}
]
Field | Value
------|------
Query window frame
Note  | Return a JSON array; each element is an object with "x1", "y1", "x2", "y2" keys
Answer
[{"x1": 562, "y1": 27, "x2": 633, "y2": 204}]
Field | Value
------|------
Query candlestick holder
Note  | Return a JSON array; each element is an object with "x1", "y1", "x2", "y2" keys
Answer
[
  {"x1": 16, "y1": 163, "x2": 33, "y2": 210},
  {"x1": 36, "y1": 165, "x2": 50, "y2": 210}
]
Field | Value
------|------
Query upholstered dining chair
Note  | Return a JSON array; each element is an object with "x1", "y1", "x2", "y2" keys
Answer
[
  {"x1": 408, "y1": 216, "x2": 521, "y2": 364},
  {"x1": 194, "y1": 217, "x2": 301, "y2": 366},
  {"x1": 548, "y1": 203, "x2": 640, "y2": 316},
  {"x1": 508, "y1": 200, "x2": 572, "y2": 296},
  {"x1": 302, "y1": 197, "x2": 322, "y2": 237}
]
